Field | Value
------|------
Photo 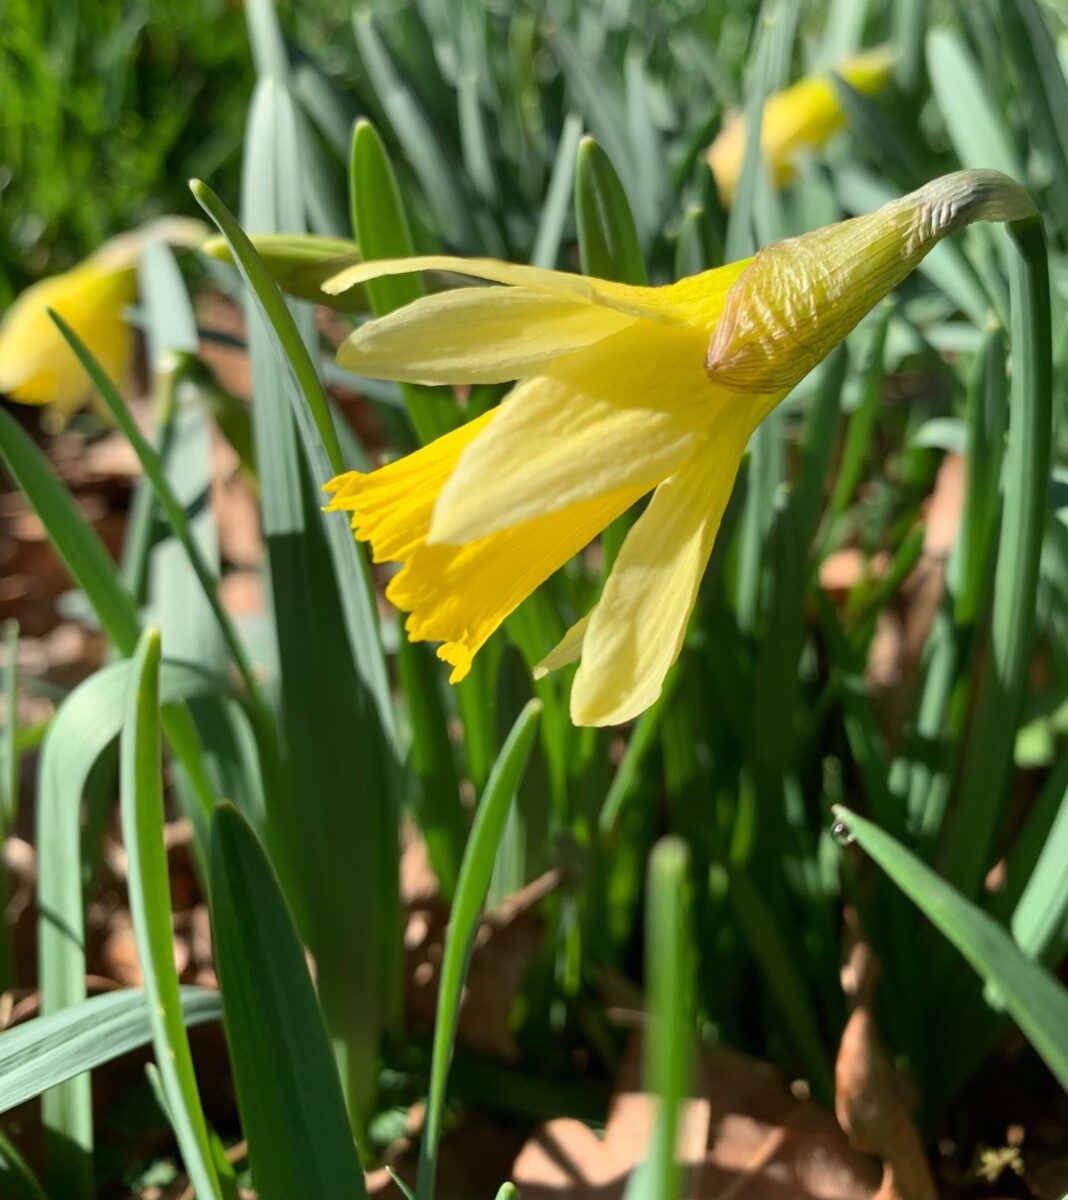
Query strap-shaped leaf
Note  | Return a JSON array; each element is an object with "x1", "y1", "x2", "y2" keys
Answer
[
  {"x1": 836, "y1": 805, "x2": 1068, "y2": 1091},
  {"x1": 0, "y1": 988, "x2": 221, "y2": 1114},
  {"x1": 209, "y1": 803, "x2": 367, "y2": 1200}
]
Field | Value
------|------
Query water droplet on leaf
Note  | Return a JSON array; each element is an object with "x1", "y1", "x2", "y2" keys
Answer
[{"x1": 830, "y1": 819, "x2": 855, "y2": 846}]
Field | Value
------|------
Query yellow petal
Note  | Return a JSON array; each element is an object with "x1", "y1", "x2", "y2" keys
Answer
[
  {"x1": 337, "y1": 286, "x2": 637, "y2": 384},
  {"x1": 651, "y1": 257, "x2": 752, "y2": 325},
  {"x1": 321, "y1": 253, "x2": 677, "y2": 323},
  {"x1": 389, "y1": 485, "x2": 643, "y2": 683},
  {"x1": 0, "y1": 262, "x2": 136, "y2": 415},
  {"x1": 323, "y1": 409, "x2": 496, "y2": 562},
  {"x1": 533, "y1": 613, "x2": 590, "y2": 680},
  {"x1": 570, "y1": 413, "x2": 754, "y2": 727},
  {"x1": 325, "y1": 411, "x2": 640, "y2": 681},
  {"x1": 429, "y1": 318, "x2": 726, "y2": 545},
  {"x1": 0, "y1": 218, "x2": 205, "y2": 420},
  {"x1": 709, "y1": 46, "x2": 895, "y2": 204},
  {"x1": 707, "y1": 169, "x2": 1037, "y2": 395}
]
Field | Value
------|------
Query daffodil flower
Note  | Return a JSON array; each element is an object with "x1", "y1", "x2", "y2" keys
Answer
[
  {"x1": 708, "y1": 46, "x2": 894, "y2": 205},
  {"x1": 0, "y1": 218, "x2": 205, "y2": 426},
  {"x1": 323, "y1": 170, "x2": 1035, "y2": 727}
]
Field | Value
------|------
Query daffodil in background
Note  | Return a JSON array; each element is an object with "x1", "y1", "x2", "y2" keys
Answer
[
  {"x1": 0, "y1": 218, "x2": 205, "y2": 427},
  {"x1": 708, "y1": 46, "x2": 894, "y2": 205},
  {"x1": 324, "y1": 170, "x2": 1034, "y2": 727}
]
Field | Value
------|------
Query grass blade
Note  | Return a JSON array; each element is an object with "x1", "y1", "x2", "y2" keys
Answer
[
  {"x1": 417, "y1": 700, "x2": 542, "y2": 1200},
  {"x1": 349, "y1": 118, "x2": 458, "y2": 444},
  {"x1": 0, "y1": 408, "x2": 140, "y2": 656},
  {"x1": 997, "y1": 0, "x2": 1068, "y2": 233},
  {"x1": 120, "y1": 628, "x2": 222, "y2": 1200},
  {"x1": 945, "y1": 215, "x2": 1052, "y2": 896},
  {"x1": 49, "y1": 312, "x2": 267, "y2": 716},
  {"x1": 36, "y1": 660, "x2": 226, "y2": 1199},
  {"x1": 209, "y1": 802, "x2": 368, "y2": 1200},
  {"x1": 630, "y1": 838, "x2": 694, "y2": 1200},
  {"x1": 574, "y1": 136, "x2": 647, "y2": 285},
  {"x1": 397, "y1": 636, "x2": 466, "y2": 899},
  {"x1": 1009, "y1": 763, "x2": 1068, "y2": 962},
  {"x1": 926, "y1": 29, "x2": 1023, "y2": 180},
  {"x1": 191, "y1": 172, "x2": 395, "y2": 744},
  {"x1": 531, "y1": 113, "x2": 583, "y2": 269},
  {"x1": 139, "y1": 239, "x2": 224, "y2": 671},
  {"x1": 0, "y1": 1131, "x2": 46, "y2": 1200},
  {"x1": 352, "y1": 8, "x2": 474, "y2": 248},
  {"x1": 835, "y1": 805, "x2": 1068, "y2": 1091},
  {"x1": 724, "y1": 6, "x2": 780, "y2": 261},
  {"x1": 0, "y1": 988, "x2": 221, "y2": 1114},
  {"x1": 245, "y1": 0, "x2": 288, "y2": 80},
  {"x1": 231, "y1": 75, "x2": 399, "y2": 1136}
]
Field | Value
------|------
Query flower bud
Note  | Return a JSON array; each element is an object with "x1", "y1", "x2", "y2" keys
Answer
[{"x1": 706, "y1": 170, "x2": 1037, "y2": 393}]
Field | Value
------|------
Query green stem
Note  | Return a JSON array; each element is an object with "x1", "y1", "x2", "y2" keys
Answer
[{"x1": 945, "y1": 215, "x2": 1052, "y2": 896}]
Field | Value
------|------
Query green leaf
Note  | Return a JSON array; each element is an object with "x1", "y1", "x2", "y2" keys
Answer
[
  {"x1": 728, "y1": 869, "x2": 833, "y2": 1100},
  {"x1": 138, "y1": 238, "x2": 226, "y2": 672},
  {"x1": 49, "y1": 312, "x2": 266, "y2": 715},
  {"x1": 953, "y1": 325, "x2": 1007, "y2": 626},
  {"x1": 194, "y1": 177, "x2": 343, "y2": 470},
  {"x1": 349, "y1": 117, "x2": 459, "y2": 444},
  {"x1": 244, "y1": 0, "x2": 288, "y2": 80},
  {"x1": 830, "y1": 74, "x2": 923, "y2": 193},
  {"x1": 531, "y1": 113, "x2": 583, "y2": 269},
  {"x1": 191, "y1": 169, "x2": 395, "y2": 744},
  {"x1": 0, "y1": 407, "x2": 140, "y2": 656},
  {"x1": 631, "y1": 838, "x2": 694, "y2": 1200},
  {"x1": 228, "y1": 76, "x2": 399, "y2": 1139},
  {"x1": 574, "y1": 136, "x2": 647, "y2": 286},
  {"x1": 209, "y1": 803, "x2": 368, "y2": 1200},
  {"x1": 0, "y1": 987, "x2": 221, "y2": 1114},
  {"x1": 891, "y1": 0, "x2": 927, "y2": 93},
  {"x1": 673, "y1": 203, "x2": 721, "y2": 280},
  {"x1": 724, "y1": 6, "x2": 782, "y2": 261},
  {"x1": 0, "y1": 1131, "x2": 47, "y2": 1200},
  {"x1": 997, "y1": 0, "x2": 1068, "y2": 235},
  {"x1": 1009, "y1": 761, "x2": 1068, "y2": 962},
  {"x1": 549, "y1": 29, "x2": 641, "y2": 234},
  {"x1": 945, "y1": 216, "x2": 1053, "y2": 896},
  {"x1": 120, "y1": 628, "x2": 222, "y2": 1200},
  {"x1": 417, "y1": 700, "x2": 542, "y2": 1200},
  {"x1": 397, "y1": 637, "x2": 466, "y2": 899},
  {"x1": 828, "y1": 303, "x2": 893, "y2": 522},
  {"x1": 623, "y1": 46, "x2": 666, "y2": 241},
  {"x1": 926, "y1": 29, "x2": 1023, "y2": 180},
  {"x1": 817, "y1": 0, "x2": 869, "y2": 66},
  {"x1": 36, "y1": 660, "x2": 227, "y2": 1199},
  {"x1": 352, "y1": 8, "x2": 474, "y2": 248},
  {"x1": 457, "y1": 66, "x2": 500, "y2": 207},
  {"x1": 835, "y1": 805, "x2": 1068, "y2": 1091}
]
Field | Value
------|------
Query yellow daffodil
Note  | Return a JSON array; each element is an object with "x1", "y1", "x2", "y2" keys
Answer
[
  {"x1": 708, "y1": 46, "x2": 894, "y2": 205},
  {"x1": 322, "y1": 170, "x2": 1034, "y2": 727},
  {"x1": 0, "y1": 218, "x2": 206, "y2": 426}
]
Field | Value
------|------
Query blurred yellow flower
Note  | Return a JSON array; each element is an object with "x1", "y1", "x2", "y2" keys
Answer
[
  {"x1": 323, "y1": 170, "x2": 1033, "y2": 727},
  {"x1": 708, "y1": 46, "x2": 894, "y2": 205},
  {"x1": 0, "y1": 219, "x2": 205, "y2": 426}
]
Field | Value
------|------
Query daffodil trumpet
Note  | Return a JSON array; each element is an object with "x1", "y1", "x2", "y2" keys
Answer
[
  {"x1": 323, "y1": 170, "x2": 1036, "y2": 728},
  {"x1": 0, "y1": 217, "x2": 206, "y2": 426},
  {"x1": 708, "y1": 46, "x2": 894, "y2": 205}
]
